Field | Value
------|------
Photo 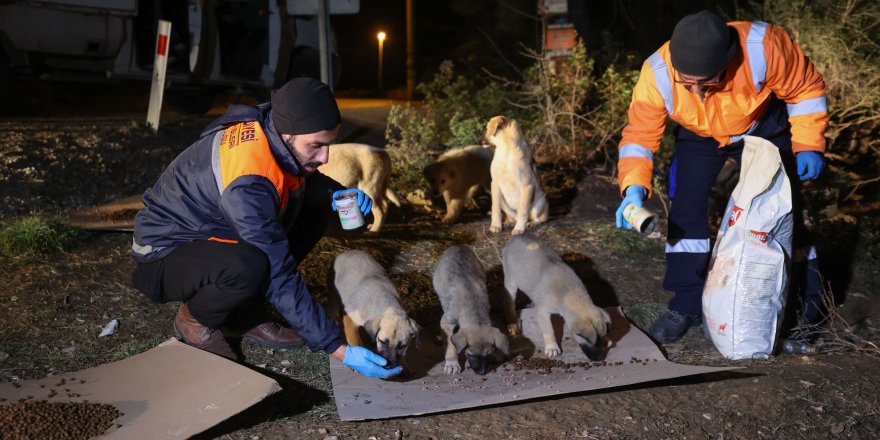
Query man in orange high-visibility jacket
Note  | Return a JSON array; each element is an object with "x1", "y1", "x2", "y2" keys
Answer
[
  {"x1": 131, "y1": 78, "x2": 401, "y2": 379},
  {"x1": 615, "y1": 11, "x2": 828, "y2": 343}
]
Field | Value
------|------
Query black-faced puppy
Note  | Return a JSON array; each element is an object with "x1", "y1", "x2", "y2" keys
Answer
[
  {"x1": 319, "y1": 143, "x2": 402, "y2": 232},
  {"x1": 330, "y1": 250, "x2": 420, "y2": 367},
  {"x1": 433, "y1": 245, "x2": 509, "y2": 375},
  {"x1": 422, "y1": 145, "x2": 493, "y2": 224},
  {"x1": 501, "y1": 234, "x2": 611, "y2": 360},
  {"x1": 484, "y1": 116, "x2": 549, "y2": 235}
]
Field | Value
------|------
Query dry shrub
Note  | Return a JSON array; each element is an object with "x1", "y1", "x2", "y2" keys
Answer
[
  {"x1": 384, "y1": 61, "x2": 511, "y2": 192},
  {"x1": 737, "y1": 0, "x2": 880, "y2": 207},
  {"x1": 797, "y1": 282, "x2": 880, "y2": 357},
  {"x1": 518, "y1": 41, "x2": 638, "y2": 165}
]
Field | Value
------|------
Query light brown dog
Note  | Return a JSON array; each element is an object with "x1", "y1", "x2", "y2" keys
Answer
[
  {"x1": 433, "y1": 245, "x2": 509, "y2": 375},
  {"x1": 501, "y1": 234, "x2": 610, "y2": 361},
  {"x1": 320, "y1": 143, "x2": 402, "y2": 232},
  {"x1": 327, "y1": 250, "x2": 420, "y2": 367},
  {"x1": 422, "y1": 145, "x2": 493, "y2": 224},
  {"x1": 484, "y1": 116, "x2": 548, "y2": 235}
]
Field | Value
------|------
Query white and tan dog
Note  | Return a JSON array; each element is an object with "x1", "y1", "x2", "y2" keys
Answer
[
  {"x1": 422, "y1": 145, "x2": 493, "y2": 224},
  {"x1": 328, "y1": 250, "x2": 420, "y2": 367},
  {"x1": 484, "y1": 116, "x2": 548, "y2": 235},
  {"x1": 320, "y1": 143, "x2": 402, "y2": 232},
  {"x1": 433, "y1": 245, "x2": 509, "y2": 375},
  {"x1": 501, "y1": 234, "x2": 610, "y2": 361}
]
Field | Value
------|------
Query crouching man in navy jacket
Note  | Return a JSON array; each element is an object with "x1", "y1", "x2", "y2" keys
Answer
[{"x1": 131, "y1": 78, "x2": 401, "y2": 379}]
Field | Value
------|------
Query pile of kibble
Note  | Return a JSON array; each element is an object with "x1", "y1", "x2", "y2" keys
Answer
[
  {"x1": 0, "y1": 400, "x2": 123, "y2": 439},
  {"x1": 508, "y1": 356, "x2": 658, "y2": 374}
]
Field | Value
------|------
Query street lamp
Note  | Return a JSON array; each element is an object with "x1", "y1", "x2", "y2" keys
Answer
[{"x1": 377, "y1": 31, "x2": 386, "y2": 91}]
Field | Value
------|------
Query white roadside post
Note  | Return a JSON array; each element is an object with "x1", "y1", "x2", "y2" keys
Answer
[{"x1": 146, "y1": 20, "x2": 172, "y2": 131}]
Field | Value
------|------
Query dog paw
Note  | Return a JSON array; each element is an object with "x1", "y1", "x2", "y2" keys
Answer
[
  {"x1": 490, "y1": 223, "x2": 503, "y2": 233},
  {"x1": 507, "y1": 323, "x2": 522, "y2": 336},
  {"x1": 511, "y1": 223, "x2": 526, "y2": 235},
  {"x1": 442, "y1": 216, "x2": 456, "y2": 225},
  {"x1": 544, "y1": 345, "x2": 561, "y2": 357},
  {"x1": 444, "y1": 361, "x2": 461, "y2": 375}
]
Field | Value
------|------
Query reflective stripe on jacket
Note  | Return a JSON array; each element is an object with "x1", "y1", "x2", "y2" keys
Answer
[
  {"x1": 132, "y1": 103, "x2": 344, "y2": 354},
  {"x1": 618, "y1": 21, "x2": 828, "y2": 196}
]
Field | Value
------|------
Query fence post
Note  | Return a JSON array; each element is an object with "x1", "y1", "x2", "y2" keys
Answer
[{"x1": 146, "y1": 20, "x2": 172, "y2": 131}]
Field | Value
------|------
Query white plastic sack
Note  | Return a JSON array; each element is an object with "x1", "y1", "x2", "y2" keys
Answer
[{"x1": 702, "y1": 136, "x2": 793, "y2": 360}]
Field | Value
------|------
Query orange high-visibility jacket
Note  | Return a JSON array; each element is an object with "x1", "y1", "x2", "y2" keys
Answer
[{"x1": 617, "y1": 21, "x2": 828, "y2": 196}]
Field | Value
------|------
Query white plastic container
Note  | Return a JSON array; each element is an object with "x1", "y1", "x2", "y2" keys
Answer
[{"x1": 335, "y1": 191, "x2": 365, "y2": 230}]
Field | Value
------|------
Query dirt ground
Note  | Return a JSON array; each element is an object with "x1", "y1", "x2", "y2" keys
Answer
[{"x1": 0, "y1": 90, "x2": 878, "y2": 439}]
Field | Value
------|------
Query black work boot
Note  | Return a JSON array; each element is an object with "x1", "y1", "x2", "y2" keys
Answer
[{"x1": 648, "y1": 310, "x2": 701, "y2": 343}]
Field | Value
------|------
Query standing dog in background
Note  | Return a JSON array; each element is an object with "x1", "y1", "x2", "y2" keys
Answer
[
  {"x1": 433, "y1": 245, "x2": 509, "y2": 375},
  {"x1": 422, "y1": 145, "x2": 493, "y2": 224},
  {"x1": 484, "y1": 116, "x2": 548, "y2": 235},
  {"x1": 328, "y1": 250, "x2": 420, "y2": 367},
  {"x1": 320, "y1": 143, "x2": 402, "y2": 232},
  {"x1": 501, "y1": 234, "x2": 610, "y2": 361}
]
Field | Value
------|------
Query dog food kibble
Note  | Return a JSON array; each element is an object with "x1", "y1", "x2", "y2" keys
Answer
[{"x1": 0, "y1": 400, "x2": 123, "y2": 439}]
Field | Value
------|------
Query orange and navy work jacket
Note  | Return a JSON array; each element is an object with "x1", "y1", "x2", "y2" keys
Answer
[
  {"x1": 132, "y1": 103, "x2": 344, "y2": 353},
  {"x1": 618, "y1": 21, "x2": 828, "y2": 196}
]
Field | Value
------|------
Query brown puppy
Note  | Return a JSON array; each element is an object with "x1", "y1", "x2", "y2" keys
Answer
[
  {"x1": 328, "y1": 250, "x2": 420, "y2": 367},
  {"x1": 484, "y1": 116, "x2": 548, "y2": 235},
  {"x1": 501, "y1": 234, "x2": 610, "y2": 361},
  {"x1": 422, "y1": 145, "x2": 493, "y2": 224},
  {"x1": 433, "y1": 245, "x2": 509, "y2": 375},
  {"x1": 320, "y1": 143, "x2": 401, "y2": 232}
]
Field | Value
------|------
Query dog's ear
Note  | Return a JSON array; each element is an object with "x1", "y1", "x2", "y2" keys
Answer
[
  {"x1": 485, "y1": 116, "x2": 508, "y2": 140},
  {"x1": 493, "y1": 327, "x2": 510, "y2": 356},
  {"x1": 364, "y1": 317, "x2": 380, "y2": 340},
  {"x1": 407, "y1": 318, "x2": 422, "y2": 348},
  {"x1": 450, "y1": 331, "x2": 468, "y2": 352}
]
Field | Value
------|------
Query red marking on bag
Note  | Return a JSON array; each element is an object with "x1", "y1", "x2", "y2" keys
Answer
[
  {"x1": 728, "y1": 205, "x2": 743, "y2": 227},
  {"x1": 749, "y1": 230, "x2": 770, "y2": 244}
]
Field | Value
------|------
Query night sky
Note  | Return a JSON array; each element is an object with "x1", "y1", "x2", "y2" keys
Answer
[{"x1": 331, "y1": 0, "x2": 543, "y2": 94}]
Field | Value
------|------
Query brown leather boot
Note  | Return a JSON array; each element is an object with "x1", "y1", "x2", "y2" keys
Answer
[
  {"x1": 225, "y1": 322, "x2": 305, "y2": 349},
  {"x1": 173, "y1": 304, "x2": 237, "y2": 360}
]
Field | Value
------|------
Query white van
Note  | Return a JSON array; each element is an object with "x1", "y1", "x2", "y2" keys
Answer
[{"x1": 0, "y1": 0, "x2": 351, "y2": 106}]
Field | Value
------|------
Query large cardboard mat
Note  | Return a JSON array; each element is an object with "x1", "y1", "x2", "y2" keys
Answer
[
  {"x1": 0, "y1": 338, "x2": 280, "y2": 439},
  {"x1": 330, "y1": 307, "x2": 738, "y2": 420}
]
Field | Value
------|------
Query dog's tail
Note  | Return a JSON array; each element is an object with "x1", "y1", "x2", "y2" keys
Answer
[{"x1": 385, "y1": 188, "x2": 402, "y2": 207}]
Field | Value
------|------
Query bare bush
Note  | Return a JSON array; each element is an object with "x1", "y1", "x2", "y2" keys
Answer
[
  {"x1": 738, "y1": 0, "x2": 880, "y2": 172},
  {"x1": 794, "y1": 281, "x2": 880, "y2": 357},
  {"x1": 516, "y1": 42, "x2": 637, "y2": 165}
]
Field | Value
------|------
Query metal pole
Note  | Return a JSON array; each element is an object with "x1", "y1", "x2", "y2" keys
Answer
[
  {"x1": 317, "y1": 0, "x2": 332, "y2": 90},
  {"x1": 378, "y1": 36, "x2": 384, "y2": 91},
  {"x1": 406, "y1": 0, "x2": 415, "y2": 100}
]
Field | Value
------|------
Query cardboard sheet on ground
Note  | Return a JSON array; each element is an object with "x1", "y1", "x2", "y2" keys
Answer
[
  {"x1": 330, "y1": 307, "x2": 738, "y2": 420},
  {"x1": 0, "y1": 338, "x2": 280, "y2": 439},
  {"x1": 68, "y1": 194, "x2": 143, "y2": 231}
]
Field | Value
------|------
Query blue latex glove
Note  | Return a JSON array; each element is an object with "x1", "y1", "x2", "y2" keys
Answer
[
  {"x1": 331, "y1": 188, "x2": 373, "y2": 216},
  {"x1": 341, "y1": 345, "x2": 402, "y2": 379},
  {"x1": 615, "y1": 185, "x2": 647, "y2": 229},
  {"x1": 796, "y1": 151, "x2": 825, "y2": 181}
]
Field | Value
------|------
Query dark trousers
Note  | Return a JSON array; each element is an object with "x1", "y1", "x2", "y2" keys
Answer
[
  {"x1": 132, "y1": 188, "x2": 331, "y2": 329},
  {"x1": 663, "y1": 98, "x2": 822, "y2": 324}
]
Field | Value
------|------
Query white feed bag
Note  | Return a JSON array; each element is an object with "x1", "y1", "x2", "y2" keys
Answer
[{"x1": 702, "y1": 136, "x2": 794, "y2": 359}]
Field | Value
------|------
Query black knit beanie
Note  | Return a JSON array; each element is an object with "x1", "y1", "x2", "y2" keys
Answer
[
  {"x1": 271, "y1": 78, "x2": 341, "y2": 135},
  {"x1": 669, "y1": 11, "x2": 737, "y2": 77}
]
